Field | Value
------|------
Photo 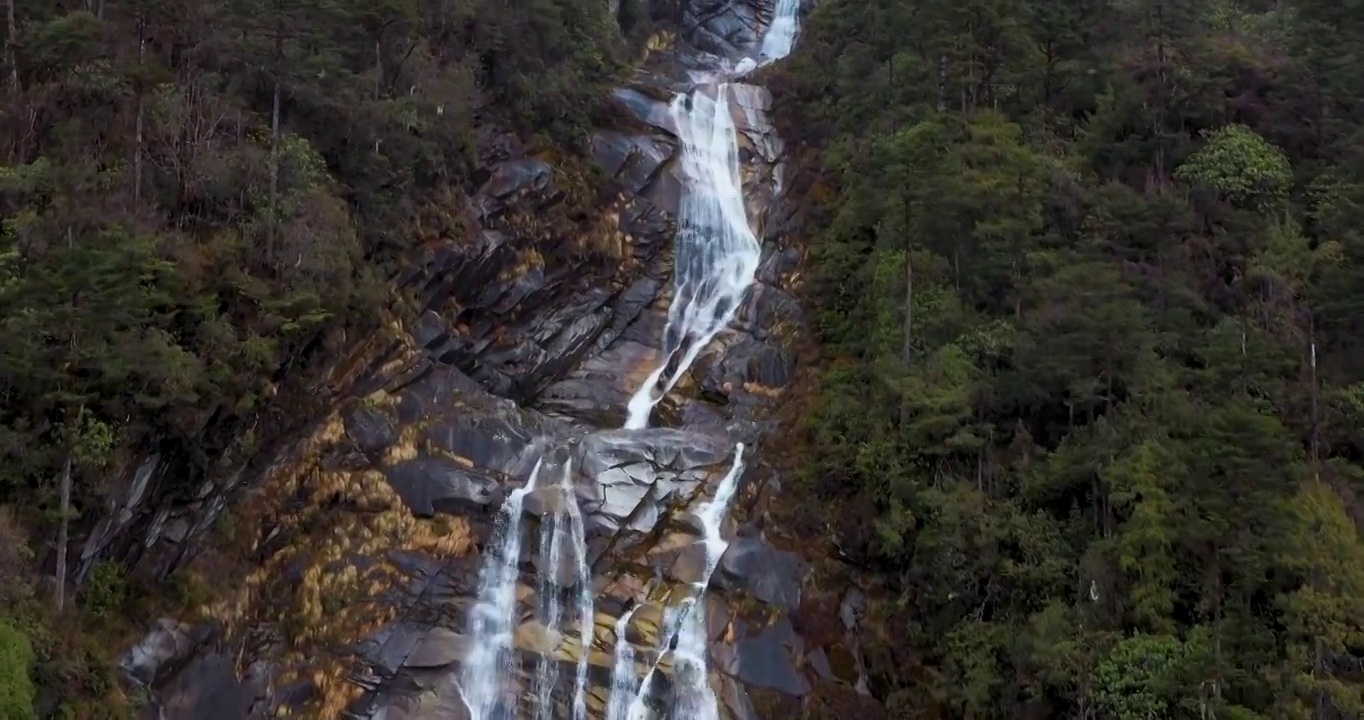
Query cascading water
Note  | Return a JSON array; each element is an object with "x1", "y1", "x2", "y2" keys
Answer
[
  {"x1": 667, "y1": 446, "x2": 748, "y2": 717},
  {"x1": 625, "y1": 447, "x2": 746, "y2": 719},
  {"x1": 530, "y1": 476, "x2": 569, "y2": 719},
  {"x1": 610, "y1": 2, "x2": 802, "y2": 716},
  {"x1": 461, "y1": 458, "x2": 544, "y2": 719},
  {"x1": 464, "y1": 456, "x2": 594, "y2": 720},
  {"x1": 758, "y1": 0, "x2": 801, "y2": 63},
  {"x1": 457, "y1": 2, "x2": 802, "y2": 716},
  {"x1": 622, "y1": 0, "x2": 802, "y2": 434},
  {"x1": 605, "y1": 605, "x2": 640, "y2": 720},
  {"x1": 622, "y1": 82, "x2": 761, "y2": 430},
  {"x1": 563, "y1": 461, "x2": 596, "y2": 720}
]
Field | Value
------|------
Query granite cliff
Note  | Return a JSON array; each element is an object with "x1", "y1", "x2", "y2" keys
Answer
[{"x1": 108, "y1": 1, "x2": 885, "y2": 718}]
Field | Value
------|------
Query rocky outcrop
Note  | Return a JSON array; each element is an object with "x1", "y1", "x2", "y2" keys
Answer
[{"x1": 118, "y1": 0, "x2": 878, "y2": 718}]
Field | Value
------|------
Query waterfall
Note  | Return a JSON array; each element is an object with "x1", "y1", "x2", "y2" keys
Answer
[
  {"x1": 758, "y1": 0, "x2": 801, "y2": 63},
  {"x1": 623, "y1": 82, "x2": 761, "y2": 430},
  {"x1": 457, "y1": 3, "x2": 802, "y2": 716},
  {"x1": 530, "y1": 476, "x2": 568, "y2": 719},
  {"x1": 667, "y1": 444, "x2": 747, "y2": 717},
  {"x1": 613, "y1": 3, "x2": 801, "y2": 715},
  {"x1": 626, "y1": 446, "x2": 745, "y2": 718},
  {"x1": 462, "y1": 457, "x2": 594, "y2": 719},
  {"x1": 564, "y1": 461, "x2": 595, "y2": 720},
  {"x1": 605, "y1": 605, "x2": 640, "y2": 720},
  {"x1": 461, "y1": 458, "x2": 544, "y2": 719}
]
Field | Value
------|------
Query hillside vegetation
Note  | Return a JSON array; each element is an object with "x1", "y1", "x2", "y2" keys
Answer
[
  {"x1": 0, "y1": 0, "x2": 626, "y2": 714},
  {"x1": 772, "y1": 0, "x2": 1364, "y2": 717}
]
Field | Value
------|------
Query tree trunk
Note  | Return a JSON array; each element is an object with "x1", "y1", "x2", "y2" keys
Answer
[
  {"x1": 374, "y1": 37, "x2": 382, "y2": 101},
  {"x1": 937, "y1": 54, "x2": 947, "y2": 113},
  {"x1": 1309, "y1": 315, "x2": 1320, "y2": 480},
  {"x1": 5, "y1": 0, "x2": 17, "y2": 103},
  {"x1": 133, "y1": 15, "x2": 145, "y2": 206},
  {"x1": 268, "y1": 26, "x2": 282, "y2": 269},
  {"x1": 270, "y1": 2, "x2": 286, "y2": 268},
  {"x1": 54, "y1": 452, "x2": 71, "y2": 611},
  {"x1": 54, "y1": 401, "x2": 79, "y2": 613},
  {"x1": 899, "y1": 205, "x2": 914, "y2": 430}
]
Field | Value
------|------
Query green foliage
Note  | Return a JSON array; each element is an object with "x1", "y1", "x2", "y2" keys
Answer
[
  {"x1": 0, "y1": 0, "x2": 623, "y2": 492},
  {"x1": 1175, "y1": 125, "x2": 1293, "y2": 210},
  {"x1": 81, "y1": 562, "x2": 128, "y2": 620},
  {"x1": 1094, "y1": 634, "x2": 1189, "y2": 720},
  {"x1": 0, "y1": 620, "x2": 35, "y2": 720},
  {"x1": 773, "y1": 0, "x2": 1364, "y2": 716},
  {"x1": 0, "y1": 0, "x2": 626, "y2": 711}
]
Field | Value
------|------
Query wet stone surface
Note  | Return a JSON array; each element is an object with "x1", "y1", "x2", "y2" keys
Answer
[{"x1": 121, "y1": 0, "x2": 885, "y2": 717}]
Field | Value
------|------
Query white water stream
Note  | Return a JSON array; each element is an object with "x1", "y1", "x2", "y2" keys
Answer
[
  {"x1": 623, "y1": 0, "x2": 802, "y2": 430},
  {"x1": 528, "y1": 461, "x2": 595, "y2": 720},
  {"x1": 604, "y1": 605, "x2": 640, "y2": 720},
  {"x1": 623, "y1": 446, "x2": 745, "y2": 719},
  {"x1": 461, "y1": 458, "x2": 544, "y2": 719},
  {"x1": 622, "y1": 81, "x2": 761, "y2": 430},
  {"x1": 758, "y1": 0, "x2": 802, "y2": 62},
  {"x1": 459, "y1": 0, "x2": 802, "y2": 714}
]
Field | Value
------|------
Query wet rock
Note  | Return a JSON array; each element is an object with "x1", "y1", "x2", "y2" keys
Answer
[
  {"x1": 728, "y1": 84, "x2": 783, "y2": 165},
  {"x1": 360, "y1": 623, "x2": 428, "y2": 674},
  {"x1": 578, "y1": 428, "x2": 735, "y2": 477},
  {"x1": 372, "y1": 676, "x2": 472, "y2": 720},
  {"x1": 697, "y1": 337, "x2": 794, "y2": 402},
  {"x1": 121, "y1": 619, "x2": 208, "y2": 687},
  {"x1": 727, "y1": 616, "x2": 811, "y2": 696},
  {"x1": 592, "y1": 278, "x2": 666, "y2": 353},
  {"x1": 405, "y1": 627, "x2": 473, "y2": 669},
  {"x1": 683, "y1": 0, "x2": 767, "y2": 56},
  {"x1": 515, "y1": 621, "x2": 564, "y2": 655},
  {"x1": 736, "y1": 281, "x2": 805, "y2": 342},
  {"x1": 613, "y1": 88, "x2": 679, "y2": 136},
  {"x1": 383, "y1": 458, "x2": 500, "y2": 516},
  {"x1": 345, "y1": 404, "x2": 397, "y2": 456},
  {"x1": 600, "y1": 478, "x2": 654, "y2": 525},
  {"x1": 148, "y1": 653, "x2": 271, "y2": 720},
  {"x1": 421, "y1": 415, "x2": 540, "y2": 477},
  {"x1": 718, "y1": 674, "x2": 761, "y2": 720},
  {"x1": 665, "y1": 540, "x2": 709, "y2": 584},
  {"x1": 620, "y1": 198, "x2": 675, "y2": 257},
  {"x1": 473, "y1": 158, "x2": 560, "y2": 220},
  {"x1": 412, "y1": 230, "x2": 516, "y2": 316},
  {"x1": 756, "y1": 246, "x2": 802, "y2": 286},
  {"x1": 537, "y1": 345, "x2": 652, "y2": 427},
  {"x1": 715, "y1": 536, "x2": 807, "y2": 609},
  {"x1": 591, "y1": 131, "x2": 678, "y2": 199}
]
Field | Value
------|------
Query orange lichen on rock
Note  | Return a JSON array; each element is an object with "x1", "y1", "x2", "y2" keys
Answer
[{"x1": 197, "y1": 401, "x2": 478, "y2": 719}]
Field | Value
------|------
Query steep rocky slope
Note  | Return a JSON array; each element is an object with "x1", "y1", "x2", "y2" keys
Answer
[{"x1": 111, "y1": 2, "x2": 887, "y2": 718}]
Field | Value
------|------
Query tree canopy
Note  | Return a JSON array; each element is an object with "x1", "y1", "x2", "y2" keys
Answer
[
  {"x1": 771, "y1": 0, "x2": 1364, "y2": 716},
  {"x1": 0, "y1": 0, "x2": 627, "y2": 712}
]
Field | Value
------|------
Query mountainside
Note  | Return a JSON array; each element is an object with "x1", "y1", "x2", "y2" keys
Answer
[
  {"x1": 7, "y1": 0, "x2": 1364, "y2": 719},
  {"x1": 768, "y1": 0, "x2": 1364, "y2": 717},
  {"x1": 3, "y1": 0, "x2": 864, "y2": 719},
  {"x1": 0, "y1": 0, "x2": 653, "y2": 715}
]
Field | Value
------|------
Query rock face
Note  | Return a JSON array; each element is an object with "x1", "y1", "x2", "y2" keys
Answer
[{"x1": 119, "y1": 0, "x2": 876, "y2": 718}]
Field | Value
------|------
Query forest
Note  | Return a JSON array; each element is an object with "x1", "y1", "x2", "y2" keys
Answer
[
  {"x1": 770, "y1": 0, "x2": 1364, "y2": 717},
  {"x1": 0, "y1": 0, "x2": 632, "y2": 715},
  {"x1": 3, "y1": 0, "x2": 1364, "y2": 717}
]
